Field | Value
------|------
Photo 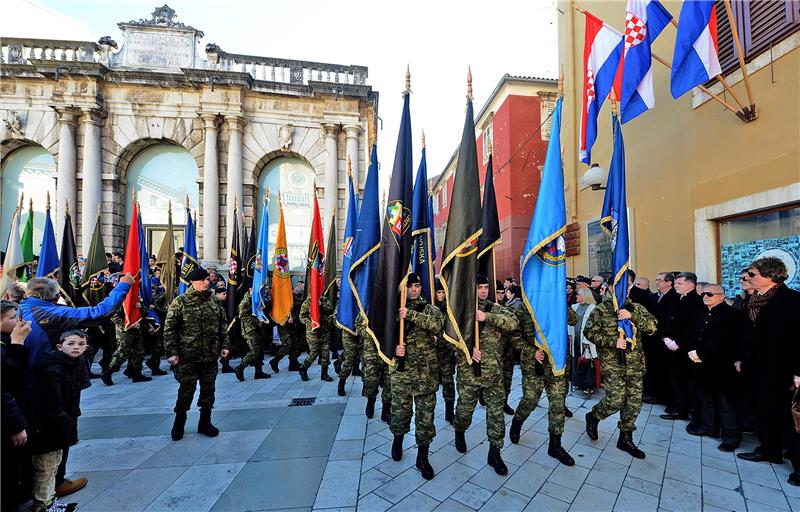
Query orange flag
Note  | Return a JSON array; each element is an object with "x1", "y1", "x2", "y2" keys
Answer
[{"x1": 270, "y1": 195, "x2": 292, "y2": 325}]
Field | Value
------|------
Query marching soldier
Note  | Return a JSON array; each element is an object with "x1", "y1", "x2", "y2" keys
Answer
[
  {"x1": 337, "y1": 311, "x2": 364, "y2": 396},
  {"x1": 453, "y1": 275, "x2": 518, "y2": 475},
  {"x1": 389, "y1": 274, "x2": 444, "y2": 480},
  {"x1": 361, "y1": 316, "x2": 392, "y2": 422},
  {"x1": 434, "y1": 279, "x2": 457, "y2": 423},
  {"x1": 101, "y1": 302, "x2": 151, "y2": 385},
  {"x1": 584, "y1": 281, "x2": 658, "y2": 459},
  {"x1": 234, "y1": 287, "x2": 272, "y2": 381},
  {"x1": 509, "y1": 296, "x2": 580, "y2": 466},
  {"x1": 298, "y1": 294, "x2": 335, "y2": 382},
  {"x1": 164, "y1": 267, "x2": 230, "y2": 441},
  {"x1": 269, "y1": 281, "x2": 304, "y2": 372}
]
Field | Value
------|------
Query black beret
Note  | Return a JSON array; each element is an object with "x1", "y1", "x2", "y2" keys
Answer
[
  {"x1": 576, "y1": 276, "x2": 592, "y2": 285},
  {"x1": 186, "y1": 266, "x2": 209, "y2": 282},
  {"x1": 434, "y1": 278, "x2": 444, "y2": 292},
  {"x1": 476, "y1": 274, "x2": 490, "y2": 285},
  {"x1": 406, "y1": 273, "x2": 421, "y2": 286},
  {"x1": 214, "y1": 282, "x2": 227, "y2": 293}
]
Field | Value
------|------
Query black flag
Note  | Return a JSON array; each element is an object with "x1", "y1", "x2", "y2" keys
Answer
[
  {"x1": 242, "y1": 213, "x2": 257, "y2": 292},
  {"x1": 58, "y1": 204, "x2": 83, "y2": 306},
  {"x1": 324, "y1": 214, "x2": 339, "y2": 307},
  {"x1": 226, "y1": 203, "x2": 243, "y2": 326},
  {"x1": 368, "y1": 75, "x2": 413, "y2": 364},
  {"x1": 440, "y1": 71, "x2": 483, "y2": 363},
  {"x1": 477, "y1": 153, "x2": 501, "y2": 298}
]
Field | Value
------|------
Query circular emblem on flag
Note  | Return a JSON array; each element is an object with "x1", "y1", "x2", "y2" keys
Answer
[
  {"x1": 386, "y1": 201, "x2": 411, "y2": 237},
  {"x1": 69, "y1": 262, "x2": 81, "y2": 287},
  {"x1": 536, "y1": 235, "x2": 566, "y2": 266},
  {"x1": 274, "y1": 247, "x2": 290, "y2": 277},
  {"x1": 255, "y1": 250, "x2": 263, "y2": 271}
]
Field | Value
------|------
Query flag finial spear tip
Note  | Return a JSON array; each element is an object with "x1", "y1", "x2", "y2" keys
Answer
[
  {"x1": 489, "y1": 142, "x2": 493, "y2": 155},
  {"x1": 46, "y1": 191, "x2": 51, "y2": 210},
  {"x1": 28, "y1": 197, "x2": 33, "y2": 210},
  {"x1": 185, "y1": 193, "x2": 189, "y2": 209},
  {"x1": 609, "y1": 87, "x2": 618, "y2": 115},
  {"x1": 421, "y1": 129, "x2": 426, "y2": 148},
  {"x1": 168, "y1": 199, "x2": 171, "y2": 214},
  {"x1": 558, "y1": 65, "x2": 564, "y2": 96},
  {"x1": 234, "y1": 193, "x2": 237, "y2": 211},
  {"x1": 96, "y1": 203, "x2": 101, "y2": 216},
  {"x1": 347, "y1": 156, "x2": 352, "y2": 177},
  {"x1": 467, "y1": 66, "x2": 473, "y2": 100},
  {"x1": 405, "y1": 64, "x2": 411, "y2": 93},
  {"x1": 65, "y1": 198, "x2": 70, "y2": 215}
]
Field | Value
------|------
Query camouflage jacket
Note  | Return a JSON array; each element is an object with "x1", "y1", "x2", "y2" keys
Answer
[
  {"x1": 239, "y1": 290, "x2": 270, "y2": 343},
  {"x1": 164, "y1": 287, "x2": 229, "y2": 363},
  {"x1": 583, "y1": 295, "x2": 657, "y2": 352},
  {"x1": 300, "y1": 296, "x2": 334, "y2": 334},
  {"x1": 389, "y1": 297, "x2": 445, "y2": 393},
  {"x1": 514, "y1": 302, "x2": 579, "y2": 366},
  {"x1": 457, "y1": 299, "x2": 518, "y2": 385}
]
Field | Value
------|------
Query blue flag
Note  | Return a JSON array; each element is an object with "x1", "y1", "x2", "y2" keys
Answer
[
  {"x1": 336, "y1": 173, "x2": 360, "y2": 333},
  {"x1": 36, "y1": 204, "x2": 59, "y2": 278},
  {"x1": 520, "y1": 97, "x2": 568, "y2": 375},
  {"x1": 137, "y1": 211, "x2": 159, "y2": 325},
  {"x1": 601, "y1": 113, "x2": 634, "y2": 343},
  {"x1": 411, "y1": 146, "x2": 435, "y2": 303},
  {"x1": 178, "y1": 209, "x2": 198, "y2": 295},
  {"x1": 252, "y1": 195, "x2": 270, "y2": 321},
  {"x1": 349, "y1": 145, "x2": 381, "y2": 324}
]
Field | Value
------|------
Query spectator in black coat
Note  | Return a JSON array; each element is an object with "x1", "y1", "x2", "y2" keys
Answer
[
  {"x1": 2, "y1": 301, "x2": 33, "y2": 512},
  {"x1": 731, "y1": 268, "x2": 757, "y2": 431},
  {"x1": 736, "y1": 257, "x2": 800, "y2": 487},
  {"x1": 685, "y1": 285, "x2": 743, "y2": 451},
  {"x1": 649, "y1": 272, "x2": 679, "y2": 407},
  {"x1": 28, "y1": 330, "x2": 88, "y2": 511},
  {"x1": 660, "y1": 272, "x2": 704, "y2": 422}
]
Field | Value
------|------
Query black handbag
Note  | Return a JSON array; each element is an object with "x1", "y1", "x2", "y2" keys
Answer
[{"x1": 573, "y1": 356, "x2": 597, "y2": 390}]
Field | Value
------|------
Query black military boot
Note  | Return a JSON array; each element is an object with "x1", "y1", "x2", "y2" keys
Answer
[
  {"x1": 197, "y1": 408, "x2": 220, "y2": 437},
  {"x1": 288, "y1": 358, "x2": 301, "y2": 371},
  {"x1": 352, "y1": 364, "x2": 363, "y2": 377},
  {"x1": 320, "y1": 366, "x2": 334, "y2": 382},
  {"x1": 564, "y1": 406, "x2": 573, "y2": 418},
  {"x1": 333, "y1": 358, "x2": 342, "y2": 375},
  {"x1": 299, "y1": 366, "x2": 309, "y2": 381},
  {"x1": 130, "y1": 369, "x2": 152, "y2": 383},
  {"x1": 478, "y1": 389, "x2": 486, "y2": 406},
  {"x1": 391, "y1": 435, "x2": 404, "y2": 461},
  {"x1": 416, "y1": 444, "x2": 435, "y2": 480},
  {"x1": 101, "y1": 368, "x2": 115, "y2": 386},
  {"x1": 444, "y1": 400, "x2": 455, "y2": 424},
  {"x1": 147, "y1": 360, "x2": 167, "y2": 376},
  {"x1": 617, "y1": 431, "x2": 646, "y2": 459},
  {"x1": 171, "y1": 411, "x2": 187, "y2": 441},
  {"x1": 509, "y1": 417, "x2": 524, "y2": 444},
  {"x1": 548, "y1": 434, "x2": 575, "y2": 466},
  {"x1": 123, "y1": 366, "x2": 134, "y2": 378},
  {"x1": 337, "y1": 379, "x2": 347, "y2": 396},
  {"x1": 381, "y1": 403, "x2": 391, "y2": 423},
  {"x1": 269, "y1": 357, "x2": 280, "y2": 373},
  {"x1": 504, "y1": 402, "x2": 515, "y2": 415},
  {"x1": 487, "y1": 443, "x2": 508, "y2": 475},
  {"x1": 234, "y1": 364, "x2": 246, "y2": 382},
  {"x1": 585, "y1": 411, "x2": 599, "y2": 441},
  {"x1": 219, "y1": 357, "x2": 235, "y2": 374},
  {"x1": 253, "y1": 366, "x2": 271, "y2": 379},
  {"x1": 365, "y1": 396, "x2": 376, "y2": 418},
  {"x1": 455, "y1": 430, "x2": 467, "y2": 453}
]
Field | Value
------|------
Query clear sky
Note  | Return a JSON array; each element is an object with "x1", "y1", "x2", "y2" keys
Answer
[{"x1": 8, "y1": 0, "x2": 558, "y2": 179}]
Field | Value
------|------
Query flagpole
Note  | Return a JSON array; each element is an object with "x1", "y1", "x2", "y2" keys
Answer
[
  {"x1": 608, "y1": 89, "x2": 627, "y2": 367},
  {"x1": 721, "y1": 0, "x2": 756, "y2": 115}
]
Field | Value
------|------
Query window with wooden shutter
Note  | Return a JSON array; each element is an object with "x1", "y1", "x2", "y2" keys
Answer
[{"x1": 714, "y1": 0, "x2": 800, "y2": 77}]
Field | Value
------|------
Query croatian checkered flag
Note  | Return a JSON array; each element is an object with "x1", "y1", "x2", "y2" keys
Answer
[{"x1": 614, "y1": 0, "x2": 673, "y2": 123}]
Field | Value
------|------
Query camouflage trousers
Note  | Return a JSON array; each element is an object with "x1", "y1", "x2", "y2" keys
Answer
[
  {"x1": 302, "y1": 328, "x2": 330, "y2": 369},
  {"x1": 174, "y1": 361, "x2": 218, "y2": 412},
  {"x1": 437, "y1": 343, "x2": 456, "y2": 402},
  {"x1": 241, "y1": 335, "x2": 267, "y2": 368},
  {"x1": 109, "y1": 328, "x2": 145, "y2": 372},
  {"x1": 592, "y1": 347, "x2": 645, "y2": 432},
  {"x1": 454, "y1": 363, "x2": 506, "y2": 448},
  {"x1": 515, "y1": 346, "x2": 567, "y2": 434},
  {"x1": 340, "y1": 330, "x2": 362, "y2": 380},
  {"x1": 362, "y1": 338, "x2": 391, "y2": 407},
  {"x1": 144, "y1": 330, "x2": 163, "y2": 362},
  {"x1": 390, "y1": 387, "x2": 437, "y2": 446}
]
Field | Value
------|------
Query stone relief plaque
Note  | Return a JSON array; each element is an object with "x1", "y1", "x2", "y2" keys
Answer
[{"x1": 122, "y1": 30, "x2": 194, "y2": 69}]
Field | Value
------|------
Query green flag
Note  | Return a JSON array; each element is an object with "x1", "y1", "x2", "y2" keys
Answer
[
  {"x1": 324, "y1": 214, "x2": 338, "y2": 307},
  {"x1": 19, "y1": 199, "x2": 34, "y2": 282},
  {"x1": 79, "y1": 210, "x2": 109, "y2": 305}
]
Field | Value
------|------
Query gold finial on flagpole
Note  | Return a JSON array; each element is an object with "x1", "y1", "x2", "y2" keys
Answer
[
  {"x1": 46, "y1": 191, "x2": 51, "y2": 210},
  {"x1": 65, "y1": 198, "x2": 70, "y2": 216},
  {"x1": 28, "y1": 197, "x2": 33, "y2": 211},
  {"x1": 18, "y1": 192, "x2": 24, "y2": 209},
  {"x1": 185, "y1": 193, "x2": 190, "y2": 210},
  {"x1": 96, "y1": 203, "x2": 101, "y2": 217},
  {"x1": 610, "y1": 87, "x2": 618, "y2": 116},
  {"x1": 404, "y1": 64, "x2": 411, "y2": 94},
  {"x1": 489, "y1": 142, "x2": 493, "y2": 156},
  {"x1": 347, "y1": 156, "x2": 352, "y2": 178},
  {"x1": 264, "y1": 187, "x2": 270, "y2": 205},
  {"x1": 558, "y1": 65, "x2": 564, "y2": 97},
  {"x1": 467, "y1": 66, "x2": 473, "y2": 100},
  {"x1": 421, "y1": 129, "x2": 426, "y2": 148},
  {"x1": 234, "y1": 193, "x2": 237, "y2": 211},
  {"x1": 168, "y1": 200, "x2": 172, "y2": 215},
  {"x1": 132, "y1": 189, "x2": 137, "y2": 205}
]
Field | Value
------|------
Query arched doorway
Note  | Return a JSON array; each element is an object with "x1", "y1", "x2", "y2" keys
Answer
[
  {"x1": 125, "y1": 144, "x2": 199, "y2": 256},
  {"x1": 256, "y1": 157, "x2": 315, "y2": 273},
  {"x1": 0, "y1": 145, "x2": 56, "y2": 252}
]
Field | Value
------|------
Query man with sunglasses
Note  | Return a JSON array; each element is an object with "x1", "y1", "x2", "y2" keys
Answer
[{"x1": 684, "y1": 284, "x2": 743, "y2": 451}]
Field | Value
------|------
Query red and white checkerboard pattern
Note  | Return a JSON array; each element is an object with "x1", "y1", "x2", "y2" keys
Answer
[
  {"x1": 624, "y1": 12, "x2": 647, "y2": 49},
  {"x1": 586, "y1": 70, "x2": 596, "y2": 101}
]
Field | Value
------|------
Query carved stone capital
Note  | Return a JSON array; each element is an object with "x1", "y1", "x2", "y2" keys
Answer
[
  {"x1": 224, "y1": 115, "x2": 246, "y2": 132},
  {"x1": 80, "y1": 108, "x2": 107, "y2": 126},
  {"x1": 199, "y1": 112, "x2": 222, "y2": 130},
  {"x1": 343, "y1": 124, "x2": 361, "y2": 139},
  {"x1": 322, "y1": 123, "x2": 339, "y2": 138}
]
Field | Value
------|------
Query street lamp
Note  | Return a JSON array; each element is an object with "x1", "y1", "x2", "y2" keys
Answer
[{"x1": 580, "y1": 163, "x2": 608, "y2": 191}]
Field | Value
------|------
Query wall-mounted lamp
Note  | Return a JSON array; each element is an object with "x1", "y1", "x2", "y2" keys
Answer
[{"x1": 581, "y1": 163, "x2": 608, "y2": 191}]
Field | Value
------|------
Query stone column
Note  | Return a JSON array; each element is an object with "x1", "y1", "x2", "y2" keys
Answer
[
  {"x1": 322, "y1": 123, "x2": 339, "y2": 235},
  {"x1": 80, "y1": 108, "x2": 104, "y2": 251},
  {"x1": 54, "y1": 107, "x2": 78, "y2": 245},
  {"x1": 225, "y1": 115, "x2": 245, "y2": 249},
  {"x1": 344, "y1": 124, "x2": 361, "y2": 193},
  {"x1": 200, "y1": 113, "x2": 221, "y2": 263}
]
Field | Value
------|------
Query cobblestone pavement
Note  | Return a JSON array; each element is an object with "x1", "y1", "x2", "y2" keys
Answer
[{"x1": 63, "y1": 358, "x2": 799, "y2": 511}]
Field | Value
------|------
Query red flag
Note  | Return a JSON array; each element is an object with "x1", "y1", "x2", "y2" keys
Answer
[
  {"x1": 122, "y1": 201, "x2": 142, "y2": 329},
  {"x1": 308, "y1": 189, "x2": 325, "y2": 330}
]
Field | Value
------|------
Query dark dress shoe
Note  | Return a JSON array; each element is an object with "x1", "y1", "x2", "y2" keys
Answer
[
  {"x1": 717, "y1": 443, "x2": 738, "y2": 452},
  {"x1": 685, "y1": 425, "x2": 712, "y2": 437},
  {"x1": 660, "y1": 412, "x2": 689, "y2": 420},
  {"x1": 736, "y1": 452, "x2": 782, "y2": 464},
  {"x1": 788, "y1": 472, "x2": 800, "y2": 486}
]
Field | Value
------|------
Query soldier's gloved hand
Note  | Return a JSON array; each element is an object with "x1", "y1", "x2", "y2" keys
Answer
[
  {"x1": 472, "y1": 348, "x2": 481, "y2": 363},
  {"x1": 168, "y1": 355, "x2": 179, "y2": 365},
  {"x1": 534, "y1": 349, "x2": 545, "y2": 363},
  {"x1": 395, "y1": 344, "x2": 406, "y2": 357},
  {"x1": 221, "y1": 349, "x2": 230, "y2": 358}
]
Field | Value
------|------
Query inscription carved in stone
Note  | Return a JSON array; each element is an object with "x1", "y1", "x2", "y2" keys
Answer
[{"x1": 123, "y1": 31, "x2": 193, "y2": 69}]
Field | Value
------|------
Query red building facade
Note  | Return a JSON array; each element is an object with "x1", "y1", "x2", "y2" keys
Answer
[{"x1": 432, "y1": 75, "x2": 558, "y2": 281}]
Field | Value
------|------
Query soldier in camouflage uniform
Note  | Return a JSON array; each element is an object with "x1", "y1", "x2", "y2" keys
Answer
[
  {"x1": 298, "y1": 295, "x2": 334, "y2": 382},
  {"x1": 269, "y1": 284, "x2": 304, "y2": 372},
  {"x1": 101, "y1": 303, "x2": 151, "y2": 385},
  {"x1": 336, "y1": 319, "x2": 363, "y2": 396},
  {"x1": 434, "y1": 279, "x2": 456, "y2": 423},
  {"x1": 388, "y1": 274, "x2": 444, "y2": 480},
  {"x1": 584, "y1": 284, "x2": 657, "y2": 459},
  {"x1": 453, "y1": 275, "x2": 519, "y2": 475},
  {"x1": 360, "y1": 316, "x2": 393, "y2": 421},
  {"x1": 234, "y1": 288, "x2": 272, "y2": 381},
  {"x1": 502, "y1": 285, "x2": 525, "y2": 415},
  {"x1": 509, "y1": 298, "x2": 579, "y2": 465},
  {"x1": 163, "y1": 267, "x2": 230, "y2": 441}
]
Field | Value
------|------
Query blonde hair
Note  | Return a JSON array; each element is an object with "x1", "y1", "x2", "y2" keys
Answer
[{"x1": 577, "y1": 287, "x2": 596, "y2": 305}]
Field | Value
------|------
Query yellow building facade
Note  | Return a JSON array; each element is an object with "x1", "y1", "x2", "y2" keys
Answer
[{"x1": 558, "y1": 0, "x2": 799, "y2": 293}]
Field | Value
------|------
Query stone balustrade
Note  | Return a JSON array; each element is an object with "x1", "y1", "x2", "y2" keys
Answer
[{"x1": 0, "y1": 38, "x2": 99, "y2": 65}]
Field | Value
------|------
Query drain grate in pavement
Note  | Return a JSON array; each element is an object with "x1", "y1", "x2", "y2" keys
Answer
[{"x1": 290, "y1": 397, "x2": 316, "y2": 407}]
